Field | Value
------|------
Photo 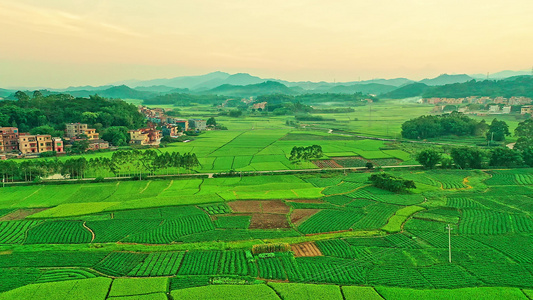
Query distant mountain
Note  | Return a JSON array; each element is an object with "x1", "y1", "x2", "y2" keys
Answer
[
  {"x1": 66, "y1": 85, "x2": 156, "y2": 99},
  {"x1": 194, "y1": 73, "x2": 265, "y2": 89},
  {"x1": 0, "y1": 88, "x2": 14, "y2": 98},
  {"x1": 381, "y1": 83, "x2": 429, "y2": 99},
  {"x1": 118, "y1": 71, "x2": 231, "y2": 89},
  {"x1": 422, "y1": 75, "x2": 533, "y2": 98},
  {"x1": 346, "y1": 78, "x2": 414, "y2": 87},
  {"x1": 134, "y1": 85, "x2": 178, "y2": 93},
  {"x1": 322, "y1": 83, "x2": 397, "y2": 95},
  {"x1": 203, "y1": 81, "x2": 297, "y2": 97},
  {"x1": 419, "y1": 74, "x2": 474, "y2": 86},
  {"x1": 471, "y1": 70, "x2": 532, "y2": 80},
  {"x1": 58, "y1": 85, "x2": 113, "y2": 92}
]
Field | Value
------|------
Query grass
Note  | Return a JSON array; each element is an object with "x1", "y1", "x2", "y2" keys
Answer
[
  {"x1": 108, "y1": 278, "x2": 169, "y2": 297},
  {"x1": 0, "y1": 277, "x2": 112, "y2": 300},
  {"x1": 381, "y1": 205, "x2": 426, "y2": 233},
  {"x1": 268, "y1": 282, "x2": 343, "y2": 300},
  {"x1": 170, "y1": 284, "x2": 281, "y2": 300},
  {"x1": 375, "y1": 286, "x2": 528, "y2": 300}
]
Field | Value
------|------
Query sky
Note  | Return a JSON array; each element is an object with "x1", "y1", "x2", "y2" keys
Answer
[{"x1": 0, "y1": 0, "x2": 532, "y2": 88}]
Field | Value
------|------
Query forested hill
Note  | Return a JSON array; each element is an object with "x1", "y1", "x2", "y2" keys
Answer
[
  {"x1": 421, "y1": 76, "x2": 533, "y2": 98},
  {"x1": 0, "y1": 92, "x2": 145, "y2": 133},
  {"x1": 380, "y1": 76, "x2": 533, "y2": 99}
]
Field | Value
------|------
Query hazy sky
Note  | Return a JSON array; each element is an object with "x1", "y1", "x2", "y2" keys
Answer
[{"x1": 1, "y1": 0, "x2": 532, "y2": 88}]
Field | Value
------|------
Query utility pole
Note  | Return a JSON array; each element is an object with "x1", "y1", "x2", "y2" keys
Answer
[{"x1": 446, "y1": 224, "x2": 454, "y2": 263}]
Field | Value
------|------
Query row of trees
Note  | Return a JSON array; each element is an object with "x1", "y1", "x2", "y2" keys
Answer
[
  {"x1": 417, "y1": 146, "x2": 533, "y2": 170},
  {"x1": 0, "y1": 150, "x2": 200, "y2": 182},
  {"x1": 289, "y1": 145, "x2": 323, "y2": 162}
]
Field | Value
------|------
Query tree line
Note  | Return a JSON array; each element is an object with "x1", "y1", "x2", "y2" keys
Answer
[
  {"x1": 0, "y1": 92, "x2": 145, "y2": 136},
  {"x1": 0, "y1": 150, "x2": 200, "y2": 183},
  {"x1": 415, "y1": 118, "x2": 533, "y2": 169}
]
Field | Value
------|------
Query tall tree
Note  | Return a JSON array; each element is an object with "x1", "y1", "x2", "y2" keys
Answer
[
  {"x1": 486, "y1": 119, "x2": 510, "y2": 142},
  {"x1": 416, "y1": 149, "x2": 442, "y2": 169}
]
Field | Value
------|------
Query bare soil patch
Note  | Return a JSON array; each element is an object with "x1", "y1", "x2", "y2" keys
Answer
[
  {"x1": 261, "y1": 200, "x2": 290, "y2": 214},
  {"x1": 313, "y1": 160, "x2": 343, "y2": 168},
  {"x1": 290, "y1": 209, "x2": 320, "y2": 225},
  {"x1": 287, "y1": 200, "x2": 324, "y2": 204},
  {"x1": 228, "y1": 201, "x2": 262, "y2": 213},
  {"x1": 0, "y1": 208, "x2": 49, "y2": 221},
  {"x1": 249, "y1": 214, "x2": 290, "y2": 229},
  {"x1": 291, "y1": 242, "x2": 323, "y2": 257}
]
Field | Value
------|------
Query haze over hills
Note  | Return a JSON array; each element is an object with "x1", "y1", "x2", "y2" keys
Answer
[{"x1": 1, "y1": 69, "x2": 531, "y2": 100}]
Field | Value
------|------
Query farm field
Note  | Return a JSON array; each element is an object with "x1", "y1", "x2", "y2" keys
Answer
[{"x1": 0, "y1": 167, "x2": 531, "y2": 298}]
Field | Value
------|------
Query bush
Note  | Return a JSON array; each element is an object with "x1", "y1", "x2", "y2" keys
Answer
[{"x1": 369, "y1": 173, "x2": 416, "y2": 193}]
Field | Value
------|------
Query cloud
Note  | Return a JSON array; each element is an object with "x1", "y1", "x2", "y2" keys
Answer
[{"x1": 0, "y1": 2, "x2": 144, "y2": 39}]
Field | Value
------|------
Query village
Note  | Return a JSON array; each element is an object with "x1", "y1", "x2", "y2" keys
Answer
[{"x1": 0, "y1": 105, "x2": 208, "y2": 160}]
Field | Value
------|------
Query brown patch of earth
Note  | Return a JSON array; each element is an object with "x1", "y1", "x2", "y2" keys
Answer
[
  {"x1": 228, "y1": 201, "x2": 262, "y2": 213},
  {"x1": 0, "y1": 208, "x2": 49, "y2": 221},
  {"x1": 290, "y1": 209, "x2": 320, "y2": 225},
  {"x1": 286, "y1": 200, "x2": 324, "y2": 204},
  {"x1": 291, "y1": 242, "x2": 323, "y2": 257},
  {"x1": 249, "y1": 214, "x2": 290, "y2": 229},
  {"x1": 261, "y1": 200, "x2": 290, "y2": 214}
]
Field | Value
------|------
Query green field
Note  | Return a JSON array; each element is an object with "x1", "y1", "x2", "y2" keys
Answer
[
  {"x1": 0, "y1": 166, "x2": 531, "y2": 298},
  {"x1": 1, "y1": 97, "x2": 532, "y2": 298}
]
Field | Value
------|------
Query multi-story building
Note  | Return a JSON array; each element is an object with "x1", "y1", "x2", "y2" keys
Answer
[
  {"x1": 162, "y1": 124, "x2": 180, "y2": 137},
  {"x1": 52, "y1": 137, "x2": 65, "y2": 153},
  {"x1": 0, "y1": 127, "x2": 19, "y2": 153},
  {"x1": 167, "y1": 118, "x2": 189, "y2": 131},
  {"x1": 522, "y1": 105, "x2": 533, "y2": 115},
  {"x1": 128, "y1": 128, "x2": 162, "y2": 146},
  {"x1": 188, "y1": 119, "x2": 207, "y2": 131},
  {"x1": 65, "y1": 123, "x2": 99, "y2": 140}
]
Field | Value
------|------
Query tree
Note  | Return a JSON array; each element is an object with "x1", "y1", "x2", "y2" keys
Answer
[
  {"x1": 229, "y1": 110, "x2": 242, "y2": 118},
  {"x1": 101, "y1": 126, "x2": 130, "y2": 146},
  {"x1": 489, "y1": 147, "x2": 524, "y2": 167},
  {"x1": 30, "y1": 125, "x2": 62, "y2": 137},
  {"x1": 522, "y1": 146, "x2": 533, "y2": 167},
  {"x1": 514, "y1": 119, "x2": 533, "y2": 151},
  {"x1": 416, "y1": 149, "x2": 441, "y2": 169},
  {"x1": 289, "y1": 145, "x2": 323, "y2": 162},
  {"x1": 450, "y1": 147, "x2": 486, "y2": 169},
  {"x1": 206, "y1": 117, "x2": 217, "y2": 126},
  {"x1": 365, "y1": 162, "x2": 374, "y2": 170},
  {"x1": 486, "y1": 119, "x2": 510, "y2": 142},
  {"x1": 369, "y1": 173, "x2": 416, "y2": 193},
  {"x1": 14, "y1": 91, "x2": 30, "y2": 102},
  {"x1": 70, "y1": 140, "x2": 90, "y2": 154}
]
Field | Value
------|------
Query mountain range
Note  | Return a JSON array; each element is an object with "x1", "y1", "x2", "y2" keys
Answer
[{"x1": 1, "y1": 69, "x2": 530, "y2": 100}]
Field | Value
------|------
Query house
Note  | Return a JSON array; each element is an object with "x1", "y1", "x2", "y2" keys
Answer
[
  {"x1": 167, "y1": 118, "x2": 189, "y2": 131},
  {"x1": 502, "y1": 106, "x2": 512, "y2": 114},
  {"x1": 0, "y1": 127, "x2": 19, "y2": 153},
  {"x1": 488, "y1": 105, "x2": 501, "y2": 113},
  {"x1": 87, "y1": 139, "x2": 110, "y2": 151},
  {"x1": 128, "y1": 128, "x2": 162, "y2": 146},
  {"x1": 18, "y1": 134, "x2": 53, "y2": 154},
  {"x1": 522, "y1": 105, "x2": 533, "y2": 115},
  {"x1": 52, "y1": 137, "x2": 65, "y2": 153},
  {"x1": 65, "y1": 123, "x2": 99, "y2": 140},
  {"x1": 188, "y1": 119, "x2": 207, "y2": 131},
  {"x1": 162, "y1": 124, "x2": 180, "y2": 137}
]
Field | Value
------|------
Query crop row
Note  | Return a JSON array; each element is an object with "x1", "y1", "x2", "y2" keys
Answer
[
  {"x1": 298, "y1": 209, "x2": 364, "y2": 234},
  {"x1": 200, "y1": 203, "x2": 232, "y2": 215},
  {"x1": 36, "y1": 269, "x2": 97, "y2": 283},
  {"x1": 459, "y1": 209, "x2": 533, "y2": 235},
  {"x1": 25, "y1": 221, "x2": 92, "y2": 244},
  {"x1": 128, "y1": 252, "x2": 184, "y2": 277},
  {"x1": 93, "y1": 252, "x2": 148, "y2": 276},
  {"x1": 124, "y1": 215, "x2": 215, "y2": 244},
  {"x1": 257, "y1": 257, "x2": 286, "y2": 280},
  {"x1": 0, "y1": 220, "x2": 40, "y2": 244}
]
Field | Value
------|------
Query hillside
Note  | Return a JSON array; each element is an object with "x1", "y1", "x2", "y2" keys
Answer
[
  {"x1": 381, "y1": 83, "x2": 430, "y2": 99},
  {"x1": 419, "y1": 74, "x2": 474, "y2": 86},
  {"x1": 67, "y1": 85, "x2": 156, "y2": 99},
  {"x1": 422, "y1": 75, "x2": 533, "y2": 98},
  {"x1": 205, "y1": 81, "x2": 297, "y2": 97}
]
